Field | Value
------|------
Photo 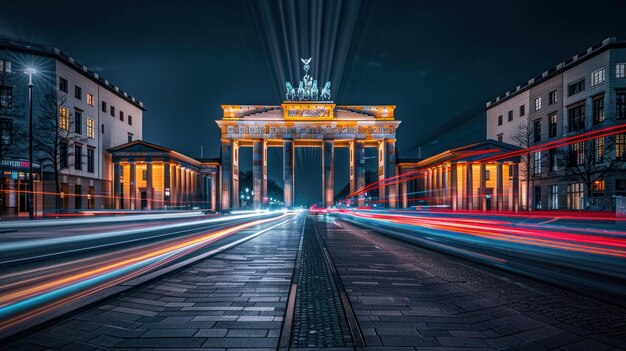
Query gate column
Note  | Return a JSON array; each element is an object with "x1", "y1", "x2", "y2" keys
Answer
[
  {"x1": 283, "y1": 139, "x2": 294, "y2": 209},
  {"x1": 252, "y1": 139, "x2": 263, "y2": 209},
  {"x1": 322, "y1": 139, "x2": 335, "y2": 208},
  {"x1": 220, "y1": 139, "x2": 232, "y2": 210}
]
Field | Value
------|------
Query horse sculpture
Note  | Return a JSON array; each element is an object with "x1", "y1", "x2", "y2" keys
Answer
[{"x1": 320, "y1": 81, "x2": 331, "y2": 101}]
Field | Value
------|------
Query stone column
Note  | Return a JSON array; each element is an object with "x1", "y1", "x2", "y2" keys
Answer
[
  {"x1": 424, "y1": 169, "x2": 432, "y2": 204},
  {"x1": 283, "y1": 139, "x2": 294, "y2": 208},
  {"x1": 221, "y1": 139, "x2": 232, "y2": 210},
  {"x1": 231, "y1": 141, "x2": 239, "y2": 209},
  {"x1": 442, "y1": 164, "x2": 449, "y2": 208},
  {"x1": 164, "y1": 162, "x2": 171, "y2": 208},
  {"x1": 378, "y1": 141, "x2": 386, "y2": 206},
  {"x1": 385, "y1": 139, "x2": 397, "y2": 208},
  {"x1": 450, "y1": 163, "x2": 458, "y2": 210},
  {"x1": 146, "y1": 162, "x2": 153, "y2": 210},
  {"x1": 113, "y1": 162, "x2": 122, "y2": 209},
  {"x1": 322, "y1": 139, "x2": 335, "y2": 208},
  {"x1": 355, "y1": 139, "x2": 365, "y2": 206},
  {"x1": 435, "y1": 167, "x2": 441, "y2": 205},
  {"x1": 253, "y1": 139, "x2": 263, "y2": 209},
  {"x1": 129, "y1": 163, "x2": 136, "y2": 210},
  {"x1": 466, "y1": 163, "x2": 473, "y2": 210},
  {"x1": 211, "y1": 172, "x2": 217, "y2": 211},
  {"x1": 401, "y1": 169, "x2": 408, "y2": 208},
  {"x1": 496, "y1": 162, "x2": 504, "y2": 211},
  {"x1": 262, "y1": 140, "x2": 268, "y2": 206},
  {"x1": 176, "y1": 166, "x2": 182, "y2": 206},
  {"x1": 512, "y1": 163, "x2": 520, "y2": 212},
  {"x1": 480, "y1": 163, "x2": 487, "y2": 211}
]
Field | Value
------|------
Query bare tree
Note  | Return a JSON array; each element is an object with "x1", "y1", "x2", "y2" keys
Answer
[
  {"x1": 512, "y1": 121, "x2": 543, "y2": 210},
  {"x1": 33, "y1": 92, "x2": 86, "y2": 211},
  {"x1": 558, "y1": 134, "x2": 624, "y2": 199}
]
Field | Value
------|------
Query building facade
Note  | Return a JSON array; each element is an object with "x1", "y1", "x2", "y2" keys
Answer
[
  {"x1": 0, "y1": 37, "x2": 144, "y2": 215},
  {"x1": 486, "y1": 37, "x2": 626, "y2": 211}
]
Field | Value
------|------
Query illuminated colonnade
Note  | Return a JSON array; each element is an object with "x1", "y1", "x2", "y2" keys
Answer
[
  {"x1": 109, "y1": 141, "x2": 219, "y2": 211},
  {"x1": 397, "y1": 140, "x2": 522, "y2": 211}
]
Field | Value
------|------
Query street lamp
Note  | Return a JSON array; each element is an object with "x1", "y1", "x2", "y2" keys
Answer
[{"x1": 25, "y1": 67, "x2": 36, "y2": 220}]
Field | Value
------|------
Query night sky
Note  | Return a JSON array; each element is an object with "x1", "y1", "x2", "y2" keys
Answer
[{"x1": 2, "y1": 0, "x2": 625, "y2": 205}]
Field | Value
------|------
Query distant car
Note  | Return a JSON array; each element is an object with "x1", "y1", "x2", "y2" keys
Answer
[{"x1": 412, "y1": 200, "x2": 430, "y2": 210}]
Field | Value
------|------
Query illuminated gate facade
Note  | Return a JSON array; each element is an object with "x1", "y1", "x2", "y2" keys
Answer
[{"x1": 216, "y1": 102, "x2": 400, "y2": 209}]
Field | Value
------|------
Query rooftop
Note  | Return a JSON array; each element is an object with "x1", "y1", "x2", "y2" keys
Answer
[
  {"x1": 485, "y1": 36, "x2": 626, "y2": 110},
  {"x1": 0, "y1": 36, "x2": 145, "y2": 111}
]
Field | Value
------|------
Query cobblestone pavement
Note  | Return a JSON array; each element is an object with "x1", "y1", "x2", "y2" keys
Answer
[
  {"x1": 315, "y1": 217, "x2": 626, "y2": 350},
  {"x1": 290, "y1": 218, "x2": 352, "y2": 348},
  {"x1": 2, "y1": 217, "x2": 303, "y2": 351}
]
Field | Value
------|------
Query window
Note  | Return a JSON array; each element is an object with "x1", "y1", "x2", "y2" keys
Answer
[
  {"x1": 101, "y1": 123, "x2": 104, "y2": 134},
  {"x1": 519, "y1": 104, "x2": 525, "y2": 117},
  {"x1": 74, "y1": 144, "x2": 82, "y2": 170},
  {"x1": 142, "y1": 169, "x2": 147, "y2": 181},
  {"x1": 591, "y1": 68, "x2": 605, "y2": 86},
  {"x1": 0, "y1": 86, "x2": 12, "y2": 108},
  {"x1": 592, "y1": 180, "x2": 605, "y2": 194},
  {"x1": 0, "y1": 118, "x2": 12, "y2": 146},
  {"x1": 119, "y1": 111, "x2": 124, "y2": 121},
  {"x1": 497, "y1": 133, "x2": 503, "y2": 142},
  {"x1": 549, "y1": 148, "x2": 557, "y2": 172},
  {"x1": 616, "y1": 179, "x2": 626, "y2": 197},
  {"x1": 534, "y1": 97, "x2": 542, "y2": 111},
  {"x1": 549, "y1": 113, "x2": 557, "y2": 138},
  {"x1": 0, "y1": 59, "x2": 11, "y2": 73},
  {"x1": 87, "y1": 93, "x2": 94, "y2": 106},
  {"x1": 594, "y1": 137, "x2": 605, "y2": 163},
  {"x1": 568, "y1": 103, "x2": 585, "y2": 131},
  {"x1": 87, "y1": 186, "x2": 95, "y2": 209},
  {"x1": 101, "y1": 101, "x2": 107, "y2": 113},
  {"x1": 593, "y1": 95, "x2": 605, "y2": 124},
  {"x1": 87, "y1": 147, "x2": 95, "y2": 173},
  {"x1": 128, "y1": 115, "x2": 133, "y2": 125},
  {"x1": 60, "y1": 141, "x2": 68, "y2": 168},
  {"x1": 616, "y1": 133, "x2": 626, "y2": 160},
  {"x1": 59, "y1": 77, "x2": 68, "y2": 93},
  {"x1": 75, "y1": 85, "x2": 82, "y2": 100},
  {"x1": 75, "y1": 184, "x2": 82, "y2": 209},
  {"x1": 568, "y1": 80, "x2": 585, "y2": 96},
  {"x1": 569, "y1": 142, "x2": 584, "y2": 166},
  {"x1": 533, "y1": 186, "x2": 542, "y2": 210},
  {"x1": 497, "y1": 115, "x2": 502, "y2": 126},
  {"x1": 128, "y1": 133, "x2": 133, "y2": 143},
  {"x1": 110, "y1": 105, "x2": 115, "y2": 117},
  {"x1": 74, "y1": 109, "x2": 82, "y2": 134},
  {"x1": 567, "y1": 183, "x2": 583, "y2": 210},
  {"x1": 617, "y1": 90, "x2": 626, "y2": 120},
  {"x1": 533, "y1": 151, "x2": 542, "y2": 175},
  {"x1": 59, "y1": 107, "x2": 69, "y2": 130},
  {"x1": 549, "y1": 90, "x2": 558, "y2": 105},
  {"x1": 87, "y1": 118, "x2": 95, "y2": 139},
  {"x1": 549, "y1": 185, "x2": 558, "y2": 210},
  {"x1": 533, "y1": 119, "x2": 541, "y2": 143},
  {"x1": 508, "y1": 110, "x2": 513, "y2": 121},
  {"x1": 617, "y1": 63, "x2": 626, "y2": 78}
]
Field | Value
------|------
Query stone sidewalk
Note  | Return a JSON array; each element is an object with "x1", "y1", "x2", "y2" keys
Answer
[
  {"x1": 316, "y1": 217, "x2": 626, "y2": 350},
  {"x1": 2, "y1": 217, "x2": 304, "y2": 351}
]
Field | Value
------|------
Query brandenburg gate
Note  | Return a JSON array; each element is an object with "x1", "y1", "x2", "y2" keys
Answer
[{"x1": 216, "y1": 59, "x2": 401, "y2": 210}]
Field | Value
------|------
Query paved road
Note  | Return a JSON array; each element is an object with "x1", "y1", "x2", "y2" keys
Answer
[{"x1": 3, "y1": 213, "x2": 626, "y2": 350}]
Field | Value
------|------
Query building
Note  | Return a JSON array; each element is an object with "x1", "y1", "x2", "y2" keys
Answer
[
  {"x1": 0, "y1": 37, "x2": 144, "y2": 215},
  {"x1": 486, "y1": 37, "x2": 626, "y2": 211}
]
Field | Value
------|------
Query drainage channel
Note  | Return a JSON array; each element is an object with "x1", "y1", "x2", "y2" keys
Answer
[{"x1": 279, "y1": 215, "x2": 364, "y2": 350}]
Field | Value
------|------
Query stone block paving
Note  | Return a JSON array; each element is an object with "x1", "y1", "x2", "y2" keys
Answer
[
  {"x1": 315, "y1": 217, "x2": 626, "y2": 350},
  {"x1": 290, "y1": 219, "x2": 352, "y2": 348},
  {"x1": 2, "y1": 217, "x2": 304, "y2": 351}
]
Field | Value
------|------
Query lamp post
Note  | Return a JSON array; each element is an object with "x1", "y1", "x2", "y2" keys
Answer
[{"x1": 25, "y1": 67, "x2": 36, "y2": 220}]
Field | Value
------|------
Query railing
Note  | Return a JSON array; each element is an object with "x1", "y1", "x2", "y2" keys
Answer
[{"x1": 581, "y1": 196, "x2": 616, "y2": 212}]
